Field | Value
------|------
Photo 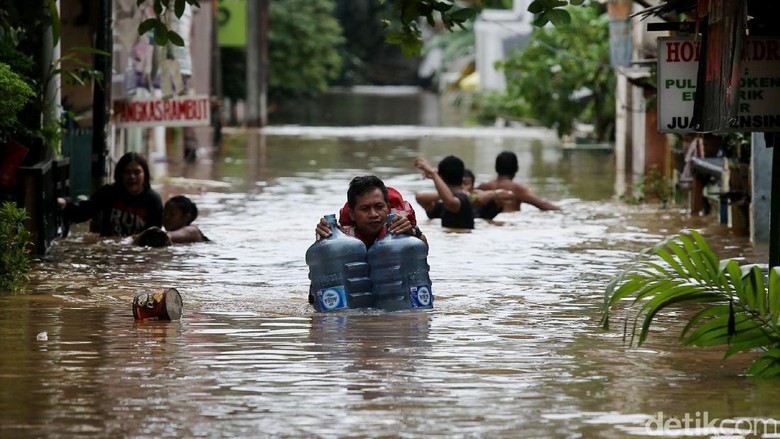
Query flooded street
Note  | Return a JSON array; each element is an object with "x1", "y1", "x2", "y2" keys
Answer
[{"x1": 2, "y1": 89, "x2": 777, "y2": 438}]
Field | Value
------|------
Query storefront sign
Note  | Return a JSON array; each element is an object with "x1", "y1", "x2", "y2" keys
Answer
[
  {"x1": 658, "y1": 37, "x2": 780, "y2": 133},
  {"x1": 114, "y1": 95, "x2": 211, "y2": 128}
]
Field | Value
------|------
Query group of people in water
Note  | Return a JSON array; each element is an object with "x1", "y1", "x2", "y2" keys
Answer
[
  {"x1": 59, "y1": 150, "x2": 558, "y2": 251},
  {"x1": 414, "y1": 151, "x2": 560, "y2": 230},
  {"x1": 57, "y1": 152, "x2": 207, "y2": 246},
  {"x1": 314, "y1": 151, "x2": 561, "y2": 250}
]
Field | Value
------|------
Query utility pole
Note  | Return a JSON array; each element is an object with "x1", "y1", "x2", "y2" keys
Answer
[
  {"x1": 92, "y1": 0, "x2": 112, "y2": 191},
  {"x1": 246, "y1": 0, "x2": 268, "y2": 127}
]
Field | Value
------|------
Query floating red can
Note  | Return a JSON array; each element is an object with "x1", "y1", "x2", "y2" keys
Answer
[{"x1": 132, "y1": 288, "x2": 183, "y2": 321}]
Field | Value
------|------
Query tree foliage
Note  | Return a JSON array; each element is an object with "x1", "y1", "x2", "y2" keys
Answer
[
  {"x1": 498, "y1": 4, "x2": 614, "y2": 141},
  {"x1": 220, "y1": 0, "x2": 345, "y2": 101},
  {"x1": 268, "y1": 0, "x2": 344, "y2": 96},
  {"x1": 381, "y1": 0, "x2": 477, "y2": 56},
  {"x1": 138, "y1": 0, "x2": 588, "y2": 58},
  {"x1": 527, "y1": 0, "x2": 586, "y2": 26},
  {"x1": 137, "y1": 0, "x2": 200, "y2": 47},
  {"x1": 0, "y1": 62, "x2": 34, "y2": 141},
  {"x1": 333, "y1": 0, "x2": 391, "y2": 84},
  {"x1": 602, "y1": 230, "x2": 780, "y2": 377},
  {"x1": 0, "y1": 202, "x2": 31, "y2": 294}
]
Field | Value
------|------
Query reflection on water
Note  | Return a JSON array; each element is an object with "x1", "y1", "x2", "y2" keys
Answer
[{"x1": 2, "y1": 92, "x2": 777, "y2": 437}]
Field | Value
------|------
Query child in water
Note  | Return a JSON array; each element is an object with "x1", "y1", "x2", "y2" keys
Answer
[{"x1": 135, "y1": 195, "x2": 208, "y2": 246}]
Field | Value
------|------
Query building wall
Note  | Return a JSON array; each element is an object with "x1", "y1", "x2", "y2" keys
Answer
[{"x1": 474, "y1": 0, "x2": 533, "y2": 91}]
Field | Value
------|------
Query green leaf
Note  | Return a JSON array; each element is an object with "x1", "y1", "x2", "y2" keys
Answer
[
  {"x1": 678, "y1": 233, "x2": 713, "y2": 283},
  {"x1": 666, "y1": 241, "x2": 701, "y2": 281},
  {"x1": 139, "y1": 18, "x2": 158, "y2": 35},
  {"x1": 153, "y1": 0, "x2": 163, "y2": 16},
  {"x1": 547, "y1": 9, "x2": 571, "y2": 26},
  {"x1": 746, "y1": 348, "x2": 780, "y2": 377},
  {"x1": 528, "y1": 1, "x2": 544, "y2": 14},
  {"x1": 685, "y1": 313, "x2": 758, "y2": 347},
  {"x1": 732, "y1": 267, "x2": 758, "y2": 311},
  {"x1": 167, "y1": 30, "x2": 185, "y2": 47},
  {"x1": 401, "y1": 39, "x2": 423, "y2": 56},
  {"x1": 533, "y1": 15, "x2": 550, "y2": 27},
  {"x1": 655, "y1": 248, "x2": 687, "y2": 279},
  {"x1": 683, "y1": 314, "x2": 731, "y2": 346},
  {"x1": 175, "y1": 0, "x2": 186, "y2": 18},
  {"x1": 724, "y1": 259, "x2": 744, "y2": 299},
  {"x1": 154, "y1": 21, "x2": 168, "y2": 46},
  {"x1": 690, "y1": 230, "x2": 719, "y2": 271},
  {"x1": 432, "y1": 0, "x2": 454, "y2": 12},
  {"x1": 570, "y1": 0, "x2": 585, "y2": 5},
  {"x1": 448, "y1": 7, "x2": 477, "y2": 22},
  {"x1": 743, "y1": 265, "x2": 767, "y2": 317},
  {"x1": 634, "y1": 279, "x2": 685, "y2": 303},
  {"x1": 401, "y1": 1, "x2": 420, "y2": 25},
  {"x1": 769, "y1": 267, "x2": 780, "y2": 324},
  {"x1": 645, "y1": 261, "x2": 673, "y2": 278},
  {"x1": 725, "y1": 328, "x2": 773, "y2": 358},
  {"x1": 385, "y1": 31, "x2": 404, "y2": 44},
  {"x1": 607, "y1": 276, "x2": 651, "y2": 305},
  {"x1": 681, "y1": 304, "x2": 731, "y2": 338},
  {"x1": 637, "y1": 289, "x2": 721, "y2": 345}
]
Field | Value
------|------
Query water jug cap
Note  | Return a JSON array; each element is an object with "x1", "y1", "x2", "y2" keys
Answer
[
  {"x1": 385, "y1": 213, "x2": 396, "y2": 227},
  {"x1": 324, "y1": 213, "x2": 336, "y2": 221}
]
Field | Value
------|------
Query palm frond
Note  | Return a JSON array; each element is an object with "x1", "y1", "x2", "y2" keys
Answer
[{"x1": 601, "y1": 230, "x2": 780, "y2": 377}]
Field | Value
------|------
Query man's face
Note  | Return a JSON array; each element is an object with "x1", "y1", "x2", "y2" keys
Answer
[{"x1": 348, "y1": 188, "x2": 389, "y2": 239}]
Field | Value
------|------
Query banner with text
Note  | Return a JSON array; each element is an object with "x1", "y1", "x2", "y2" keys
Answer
[
  {"x1": 114, "y1": 95, "x2": 211, "y2": 128},
  {"x1": 658, "y1": 37, "x2": 780, "y2": 133}
]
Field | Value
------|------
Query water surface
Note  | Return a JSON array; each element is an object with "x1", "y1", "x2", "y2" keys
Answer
[{"x1": 1, "y1": 92, "x2": 776, "y2": 438}]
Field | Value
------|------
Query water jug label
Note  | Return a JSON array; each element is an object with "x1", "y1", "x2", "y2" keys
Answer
[
  {"x1": 318, "y1": 286, "x2": 347, "y2": 311},
  {"x1": 410, "y1": 285, "x2": 433, "y2": 308}
]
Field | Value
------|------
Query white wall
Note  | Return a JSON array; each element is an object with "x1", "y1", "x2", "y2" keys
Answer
[{"x1": 474, "y1": 0, "x2": 534, "y2": 91}]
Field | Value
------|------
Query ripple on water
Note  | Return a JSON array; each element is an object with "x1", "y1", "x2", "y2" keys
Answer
[{"x1": 10, "y1": 131, "x2": 773, "y2": 438}]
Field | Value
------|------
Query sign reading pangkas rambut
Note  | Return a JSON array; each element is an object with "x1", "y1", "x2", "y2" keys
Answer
[
  {"x1": 658, "y1": 37, "x2": 780, "y2": 133},
  {"x1": 114, "y1": 95, "x2": 211, "y2": 128}
]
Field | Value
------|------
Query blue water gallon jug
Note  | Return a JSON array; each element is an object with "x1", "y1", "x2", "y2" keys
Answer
[
  {"x1": 367, "y1": 214, "x2": 433, "y2": 311},
  {"x1": 306, "y1": 214, "x2": 373, "y2": 312}
]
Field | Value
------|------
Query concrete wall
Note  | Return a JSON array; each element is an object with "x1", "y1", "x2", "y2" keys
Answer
[{"x1": 473, "y1": 0, "x2": 533, "y2": 91}]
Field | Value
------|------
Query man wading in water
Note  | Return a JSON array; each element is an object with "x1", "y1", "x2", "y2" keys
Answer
[{"x1": 314, "y1": 175, "x2": 427, "y2": 248}]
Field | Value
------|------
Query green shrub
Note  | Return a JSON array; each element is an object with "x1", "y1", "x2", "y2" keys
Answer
[
  {"x1": 0, "y1": 202, "x2": 31, "y2": 294},
  {"x1": 0, "y1": 61, "x2": 35, "y2": 139},
  {"x1": 602, "y1": 230, "x2": 780, "y2": 377},
  {"x1": 619, "y1": 165, "x2": 674, "y2": 208}
]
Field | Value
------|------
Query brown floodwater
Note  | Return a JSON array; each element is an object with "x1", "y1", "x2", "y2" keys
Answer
[{"x1": 2, "y1": 90, "x2": 777, "y2": 438}]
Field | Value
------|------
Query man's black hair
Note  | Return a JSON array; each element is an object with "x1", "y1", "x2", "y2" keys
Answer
[
  {"x1": 347, "y1": 175, "x2": 389, "y2": 209},
  {"x1": 438, "y1": 155, "x2": 465, "y2": 186},
  {"x1": 114, "y1": 152, "x2": 152, "y2": 192},
  {"x1": 167, "y1": 195, "x2": 198, "y2": 225},
  {"x1": 463, "y1": 168, "x2": 475, "y2": 183},
  {"x1": 495, "y1": 151, "x2": 519, "y2": 177}
]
